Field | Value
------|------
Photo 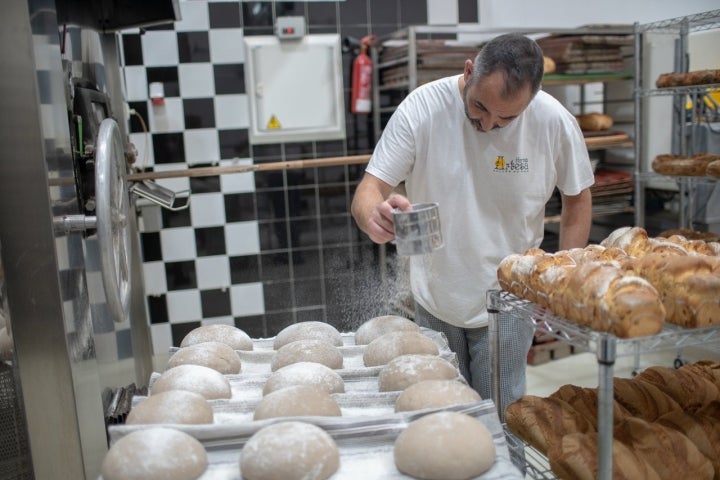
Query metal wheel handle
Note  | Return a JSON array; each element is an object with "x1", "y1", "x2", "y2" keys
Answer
[{"x1": 95, "y1": 118, "x2": 131, "y2": 323}]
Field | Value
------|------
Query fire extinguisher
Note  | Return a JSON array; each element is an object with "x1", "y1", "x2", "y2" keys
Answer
[{"x1": 351, "y1": 35, "x2": 376, "y2": 114}]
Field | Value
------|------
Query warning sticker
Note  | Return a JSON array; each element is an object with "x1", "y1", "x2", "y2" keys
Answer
[{"x1": 266, "y1": 115, "x2": 281, "y2": 129}]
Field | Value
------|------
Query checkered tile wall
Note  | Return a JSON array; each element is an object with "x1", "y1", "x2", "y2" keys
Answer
[{"x1": 121, "y1": 0, "x2": 479, "y2": 355}]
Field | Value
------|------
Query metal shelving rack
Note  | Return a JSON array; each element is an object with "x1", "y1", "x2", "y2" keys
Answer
[
  {"x1": 487, "y1": 289, "x2": 720, "y2": 480},
  {"x1": 632, "y1": 9, "x2": 720, "y2": 228}
]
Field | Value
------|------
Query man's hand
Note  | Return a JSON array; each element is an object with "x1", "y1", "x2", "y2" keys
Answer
[
  {"x1": 351, "y1": 173, "x2": 412, "y2": 244},
  {"x1": 364, "y1": 194, "x2": 412, "y2": 244}
]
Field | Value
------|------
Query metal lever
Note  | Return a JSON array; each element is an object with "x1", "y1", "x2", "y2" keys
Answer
[{"x1": 130, "y1": 180, "x2": 190, "y2": 211}]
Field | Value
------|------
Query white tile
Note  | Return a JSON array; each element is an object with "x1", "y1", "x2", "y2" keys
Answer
[
  {"x1": 209, "y1": 29, "x2": 245, "y2": 64},
  {"x1": 184, "y1": 128, "x2": 220, "y2": 164},
  {"x1": 230, "y1": 283, "x2": 265, "y2": 316},
  {"x1": 123, "y1": 66, "x2": 148, "y2": 101},
  {"x1": 195, "y1": 256, "x2": 231, "y2": 290},
  {"x1": 167, "y1": 290, "x2": 202, "y2": 323},
  {"x1": 220, "y1": 158, "x2": 256, "y2": 193},
  {"x1": 138, "y1": 205, "x2": 163, "y2": 232},
  {"x1": 141, "y1": 30, "x2": 179, "y2": 67},
  {"x1": 151, "y1": 322, "x2": 173, "y2": 355},
  {"x1": 214, "y1": 94, "x2": 249, "y2": 129},
  {"x1": 129, "y1": 131, "x2": 154, "y2": 169},
  {"x1": 176, "y1": 1, "x2": 210, "y2": 31},
  {"x1": 225, "y1": 222, "x2": 260, "y2": 255},
  {"x1": 148, "y1": 97, "x2": 185, "y2": 133},
  {"x1": 160, "y1": 227, "x2": 197, "y2": 261},
  {"x1": 142, "y1": 261, "x2": 168, "y2": 295},
  {"x1": 190, "y1": 192, "x2": 226, "y2": 227},
  {"x1": 178, "y1": 63, "x2": 215, "y2": 98},
  {"x1": 201, "y1": 317, "x2": 235, "y2": 326}
]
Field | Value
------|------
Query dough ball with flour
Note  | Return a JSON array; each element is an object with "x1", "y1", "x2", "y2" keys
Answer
[
  {"x1": 271, "y1": 339, "x2": 343, "y2": 372},
  {"x1": 166, "y1": 341, "x2": 241, "y2": 374},
  {"x1": 240, "y1": 421, "x2": 340, "y2": 480},
  {"x1": 253, "y1": 384, "x2": 341, "y2": 420},
  {"x1": 273, "y1": 321, "x2": 343, "y2": 350},
  {"x1": 394, "y1": 411, "x2": 496, "y2": 480},
  {"x1": 126, "y1": 390, "x2": 213, "y2": 425},
  {"x1": 395, "y1": 379, "x2": 482, "y2": 412},
  {"x1": 378, "y1": 354, "x2": 459, "y2": 392},
  {"x1": 152, "y1": 364, "x2": 232, "y2": 400},
  {"x1": 363, "y1": 331, "x2": 439, "y2": 367},
  {"x1": 354, "y1": 315, "x2": 420, "y2": 345},
  {"x1": 101, "y1": 427, "x2": 208, "y2": 480},
  {"x1": 263, "y1": 361, "x2": 345, "y2": 396},
  {"x1": 180, "y1": 324, "x2": 253, "y2": 351}
]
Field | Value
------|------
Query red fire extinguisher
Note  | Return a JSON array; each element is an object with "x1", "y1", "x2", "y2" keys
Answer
[{"x1": 351, "y1": 35, "x2": 376, "y2": 114}]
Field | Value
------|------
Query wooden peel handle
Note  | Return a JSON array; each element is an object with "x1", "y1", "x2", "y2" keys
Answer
[{"x1": 127, "y1": 154, "x2": 371, "y2": 181}]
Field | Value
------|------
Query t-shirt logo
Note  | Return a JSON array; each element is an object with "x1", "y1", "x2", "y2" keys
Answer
[{"x1": 494, "y1": 155, "x2": 529, "y2": 173}]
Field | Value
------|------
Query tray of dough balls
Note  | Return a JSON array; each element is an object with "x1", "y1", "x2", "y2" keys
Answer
[
  {"x1": 102, "y1": 401, "x2": 523, "y2": 480},
  {"x1": 166, "y1": 317, "x2": 458, "y2": 376}
]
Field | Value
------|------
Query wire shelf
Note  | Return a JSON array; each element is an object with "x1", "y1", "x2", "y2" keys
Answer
[
  {"x1": 635, "y1": 9, "x2": 720, "y2": 33},
  {"x1": 493, "y1": 291, "x2": 720, "y2": 359}
]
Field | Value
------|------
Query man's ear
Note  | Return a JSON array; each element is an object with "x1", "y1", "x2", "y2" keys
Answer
[{"x1": 464, "y1": 59, "x2": 473, "y2": 79}]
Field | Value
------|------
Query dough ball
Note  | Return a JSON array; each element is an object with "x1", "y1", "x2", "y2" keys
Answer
[
  {"x1": 263, "y1": 361, "x2": 345, "y2": 396},
  {"x1": 394, "y1": 411, "x2": 496, "y2": 479},
  {"x1": 151, "y1": 364, "x2": 232, "y2": 400},
  {"x1": 395, "y1": 379, "x2": 482, "y2": 412},
  {"x1": 354, "y1": 315, "x2": 420, "y2": 345},
  {"x1": 126, "y1": 390, "x2": 213, "y2": 425},
  {"x1": 0, "y1": 326, "x2": 12, "y2": 361},
  {"x1": 273, "y1": 321, "x2": 343, "y2": 350},
  {"x1": 166, "y1": 341, "x2": 241, "y2": 374},
  {"x1": 180, "y1": 324, "x2": 253, "y2": 351},
  {"x1": 363, "y1": 331, "x2": 439, "y2": 367},
  {"x1": 101, "y1": 427, "x2": 208, "y2": 480},
  {"x1": 253, "y1": 384, "x2": 341, "y2": 420},
  {"x1": 240, "y1": 421, "x2": 340, "y2": 480},
  {"x1": 378, "y1": 354, "x2": 459, "y2": 392},
  {"x1": 271, "y1": 339, "x2": 343, "y2": 372}
]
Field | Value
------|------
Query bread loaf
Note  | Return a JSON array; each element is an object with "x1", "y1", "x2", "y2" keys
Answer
[
  {"x1": 624, "y1": 253, "x2": 720, "y2": 327},
  {"x1": 547, "y1": 432, "x2": 661, "y2": 480},
  {"x1": 656, "y1": 69, "x2": 720, "y2": 88},
  {"x1": 634, "y1": 365, "x2": 720, "y2": 410},
  {"x1": 543, "y1": 55, "x2": 556, "y2": 74},
  {"x1": 652, "y1": 153, "x2": 718, "y2": 177},
  {"x1": 504, "y1": 395, "x2": 594, "y2": 455},
  {"x1": 548, "y1": 384, "x2": 630, "y2": 429},
  {"x1": 708, "y1": 160, "x2": 720, "y2": 179},
  {"x1": 680, "y1": 361, "x2": 720, "y2": 389},
  {"x1": 656, "y1": 409, "x2": 720, "y2": 477},
  {"x1": 612, "y1": 377, "x2": 681, "y2": 421},
  {"x1": 576, "y1": 113, "x2": 613, "y2": 131},
  {"x1": 613, "y1": 417, "x2": 714, "y2": 480}
]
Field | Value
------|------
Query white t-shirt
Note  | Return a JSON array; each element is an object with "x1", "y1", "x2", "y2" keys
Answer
[{"x1": 366, "y1": 74, "x2": 595, "y2": 328}]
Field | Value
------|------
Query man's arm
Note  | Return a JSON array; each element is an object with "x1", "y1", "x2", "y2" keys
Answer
[
  {"x1": 351, "y1": 173, "x2": 411, "y2": 244},
  {"x1": 558, "y1": 188, "x2": 592, "y2": 250}
]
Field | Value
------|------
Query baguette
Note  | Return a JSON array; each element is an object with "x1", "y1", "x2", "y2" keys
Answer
[
  {"x1": 655, "y1": 410, "x2": 720, "y2": 478},
  {"x1": 634, "y1": 365, "x2": 720, "y2": 410},
  {"x1": 504, "y1": 395, "x2": 594, "y2": 455},
  {"x1": 548, "y1": 432, "x2": 661, "y2": 480},
  {"x1": 612, "y1": 377, "x2": 681, "y2": 421},
  {"x1": 708, "y1": 160, "x2": 720, "y2": 179},
  {"x1": 614, "y1": 416, "x2": 714, "y2": 480}
]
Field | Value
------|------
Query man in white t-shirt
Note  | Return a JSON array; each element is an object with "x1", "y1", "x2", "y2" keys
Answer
[{"x1": 352, "y1": 34, "x2": 594, "y2": 411}]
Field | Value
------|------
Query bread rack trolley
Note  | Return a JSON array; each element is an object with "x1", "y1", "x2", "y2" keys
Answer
[{"x1": 486, "y1": 289, "x2": 720, "y2": 480}]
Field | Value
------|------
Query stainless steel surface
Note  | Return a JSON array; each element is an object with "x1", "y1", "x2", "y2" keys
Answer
[
  {"x1": 95, "y1": 118, "x2": 132, "y2": 324},
  {"x1": 0, "y1": 1, "x2": 105, "y2": 477},
  {"x1": 130, "y1": 180, "x2": 191, "y2": 211},
  {"x1": 392, "y1": 202, "x2": 443, "y2": 256}
]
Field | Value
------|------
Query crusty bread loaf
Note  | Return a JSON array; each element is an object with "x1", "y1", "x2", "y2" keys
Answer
[
  {"x1": 543, "y1": 55, "x2": 556, "y2": 74},
  {"x1": 504, "y1": 395, "x2": 594, "y2": 455},
  {"x1": 634, "y1": 365, "x2": 720, "y2": 410},
  {"x1": 612, "y1": 377, "x2": 681, "y2": 421},
  {"x1": 624, "y1": 253, "x2": 720, "y2": 327},
  {"x1": 549, "y1": 384, "x2": 630, "y2": 429},
  {"x1": 614, "y1": 416, "x2": 714, "y2": 480},
  {"x1": 656, "y1": 69, "x2": 720, "y2": 88},
  {"x1": 548, "y1": 432, "x2": 661, "y2": 480},
  {"x1": 659, "y1": 228, "x2": 720, "y2": 243},
  {"x1": 680, "y1": 361, "x2": 720, "y2": 389},
  {"x1": 576, "y1": 112, "x2": 613, "y2": 131},
  {"x1": 656, "y1": 409, "x2": 720, "y2": 477},
  {"x1": 708, "y1": 160, "x2": 720, "y2": 179},
  {"x1": 652, "y1": 153, "x2": 718, "y2": 176}
]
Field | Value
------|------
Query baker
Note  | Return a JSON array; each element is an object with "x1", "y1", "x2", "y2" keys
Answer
[{"x1": 351, "y1": 33, "x2": 593, "y2": 412}]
